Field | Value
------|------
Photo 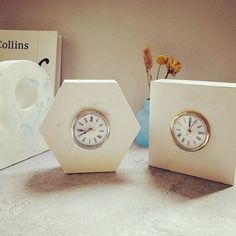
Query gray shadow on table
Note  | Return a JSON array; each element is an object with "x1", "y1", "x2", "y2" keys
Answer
[
  {"x1": 25, "y1": 167, "x2": 127, "y2": 193},
  {"x1": 148, "y1": 166, "x2": 230, "y2": 199}
]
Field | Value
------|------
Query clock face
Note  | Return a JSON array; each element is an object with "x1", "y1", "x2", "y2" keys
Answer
[
  {"x1": 170, "y1": 111, "x2": 210, "y2": 152},
  {"x1": 71, "y1": 109, "x2": 110, "y2": 150}
]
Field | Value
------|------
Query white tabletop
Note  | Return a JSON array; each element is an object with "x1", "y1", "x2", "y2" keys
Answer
[{"x1": 0, "y1": 145, "x2": 235, "y2": 236}]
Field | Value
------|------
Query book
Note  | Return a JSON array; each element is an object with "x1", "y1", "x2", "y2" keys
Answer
[{"x1": 0, "y1": 30, "x2": 62, "y2": 95}]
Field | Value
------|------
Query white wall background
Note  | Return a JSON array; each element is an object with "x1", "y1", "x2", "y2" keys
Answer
[{"x1": 0, "y1": 0, "x2": 236, "y2": 112}]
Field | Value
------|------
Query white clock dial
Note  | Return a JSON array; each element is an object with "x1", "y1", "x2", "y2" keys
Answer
[
  {"x1": 71, "y1": 109, "x2": 110, "y2": 150},
  {"x1": 171, "y1": 111, "x2": 210, "y2": 152}
]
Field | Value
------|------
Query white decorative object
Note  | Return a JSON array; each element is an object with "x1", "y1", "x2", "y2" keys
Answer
[
  {"x1": 0, "y1": 30, "x2": 62, "y2": 94},
  {"x1": 149, "y1": 79, "x2": 236, "y2": 185},
  {"x1": 39, "y1": 80, "x2": 140, "y2": 173},
  {"x1": 0, "y1": 60, "x2": 53, "y2": 169}
]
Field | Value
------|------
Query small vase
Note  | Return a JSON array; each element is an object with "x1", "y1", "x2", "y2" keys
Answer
[{"x1": 135, "y1": 98, "x2": 150, "y2": 148}]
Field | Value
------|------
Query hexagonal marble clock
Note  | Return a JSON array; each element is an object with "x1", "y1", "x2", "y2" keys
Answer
[
  {"x1": 149, "y1": 79, "x2": 236, "y2": 185},
  {"x1": 39, "y1": 80, "x2": 140, "y2": 173}
]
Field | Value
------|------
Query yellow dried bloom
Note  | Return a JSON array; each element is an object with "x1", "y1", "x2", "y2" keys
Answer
[
  {"x1": 172, "y1": 63, "x2": 182, "y2": 76},
  {"x1": 166, "y1": 57, "x2": 182, "y2": 77},
  {"x1": 156, "y1": 55, "x2": 168, "y2": 65}
]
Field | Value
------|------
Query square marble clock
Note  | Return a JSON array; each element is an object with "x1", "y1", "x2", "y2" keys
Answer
[{"x1": 149, "y1": 79, "x2": 236, "y2": 185}]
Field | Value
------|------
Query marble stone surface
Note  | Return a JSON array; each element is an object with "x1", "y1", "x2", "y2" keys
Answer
[{"x1": 0, "y1": 145, "x2": 236, "y2": 236}]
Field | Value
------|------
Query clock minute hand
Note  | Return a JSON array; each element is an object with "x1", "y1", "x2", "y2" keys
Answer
[
  {"x1": 188, "y1": 117, "x2": 192, "y2": 132},
  {"x1": 80, "y1": 127, "x2": 94, "y2": 135},
  {"x1": 77, "y1": 128, "x2": 90, "y2": 137}
]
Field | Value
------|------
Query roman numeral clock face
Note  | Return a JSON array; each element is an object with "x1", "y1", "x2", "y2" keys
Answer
[
  {"x1": 71, "y1": 109, "x2": 110, "y2": 150},
  {"x1": 170, "y1": 111, "x2": 210, "y2": 152}
]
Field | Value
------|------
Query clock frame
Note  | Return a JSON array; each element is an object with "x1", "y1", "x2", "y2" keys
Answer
[
  {"x1": 170, "y1": 111, "x2": 210, "y2": 152},
  {"x1": 71, "y1": 109, "x2": 110, "y2": 150}
]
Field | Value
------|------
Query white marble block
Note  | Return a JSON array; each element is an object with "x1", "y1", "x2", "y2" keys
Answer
[
  {"x1": 0, "y1": 60, "x2": 53, "y2": 169},
  {"x1": 149, "y1": 79, "x2": 236, "y2": 185},
  {"x1": 39, "y1": 80, "x2": 140, "y2": 173}
]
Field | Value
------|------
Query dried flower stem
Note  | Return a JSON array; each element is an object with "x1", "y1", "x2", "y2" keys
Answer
[
  {"x1": 143, "y1": 47, "x2": 153, "y2": 89},
  {"x1": 156, "y1": 64, "x2": 161, "y2": 80},
  {"x1": 165, "y1": 70, "x2": 170, "y2": 79},
  {"x1": 146, "y1": 68, "x2": 152, "y2": 88}
]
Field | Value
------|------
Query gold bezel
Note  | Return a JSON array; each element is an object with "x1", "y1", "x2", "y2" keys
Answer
[
  {"x1": 170, "y1": 111, "x2": 210, "y2": 152},
  {"x1": 71, "y1": 109, "x2": 110, "y2": 150}
]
